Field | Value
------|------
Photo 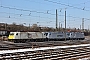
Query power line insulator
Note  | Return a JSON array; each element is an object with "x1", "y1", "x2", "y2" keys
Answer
[
  {"x1": 82, "y1": 7, "x2": 85, "y2": 10},
  {"x1": 29, "y1": 13, "x2": 31, "y2": 16},
  {"x1": 20, "y1": 14, "x2": 22, "y2": 16},
  {"x1": 9, "y1": 16, "x2": 10, "y2": 18}
]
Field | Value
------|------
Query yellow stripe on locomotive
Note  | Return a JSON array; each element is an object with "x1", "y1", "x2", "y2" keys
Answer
[{"x1": 8, "y1": 33, "x2": 14, "y2": 39}]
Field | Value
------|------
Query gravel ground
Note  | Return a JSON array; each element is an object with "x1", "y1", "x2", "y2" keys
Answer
[{"x1": 85, "y1": 36, "x2": 90, "y2": 40}]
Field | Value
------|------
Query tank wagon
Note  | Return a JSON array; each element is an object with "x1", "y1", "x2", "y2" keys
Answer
[{"x1": 8, "y1": 32, "x2": 85, "y2": 43}]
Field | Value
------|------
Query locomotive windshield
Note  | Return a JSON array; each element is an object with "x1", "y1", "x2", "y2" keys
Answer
[
  {"x1": 67, "y1": 33, "x2": 70, "y2": 36},
  {"x1": 44, "y1": 33, "x2": 48, "y2": 36},
  {"x1": 10, "y1": 33, "x2": 14, "y2": 35}
]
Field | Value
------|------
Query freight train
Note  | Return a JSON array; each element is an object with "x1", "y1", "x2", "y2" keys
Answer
[{"x1": 8, "y1": 32, "x2": 85, "y2": 43}]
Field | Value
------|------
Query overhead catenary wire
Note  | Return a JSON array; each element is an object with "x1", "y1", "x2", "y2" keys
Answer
[
  {"x1": 73, "y1": 0, "x2": 90, "y2": 6},
  {"x1": 0, "y1": 11, "x2": 57, "y2": 24},
  {"x1": 0, "y1": 5, "x2": 56, "y2": 16},
  {"x1": 24, "y1": 0, "x2": 90, "y2": 12},
  {"x1": 1, "y1": 5, "x2": 90, "y2": 21},
  {"x1": 22, "y1": 0, "x2": 90, "y2": 21},
  {"x1": 44, "y1": 0, "x2": 90, "y2": 11},
  {"x1": 0, "y1": 3, "x2": 90, "y2": 29},
  {"x1": 0, "y1": 5, "x2": 82, "y2": 19},
  {"x1": 0, "y1": 15, "x2": 56, "y2": 27},
  {"x1": 0, "y1": 11, "x2": 56, "y2": 21},
  {"x1": 0, "y1": 13, "x2": 79, "y2": 28}
]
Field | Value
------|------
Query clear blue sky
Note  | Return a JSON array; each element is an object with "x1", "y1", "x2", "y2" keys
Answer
[{"x1": 0, "y1": 0, "x2": 90, "y2": 29}]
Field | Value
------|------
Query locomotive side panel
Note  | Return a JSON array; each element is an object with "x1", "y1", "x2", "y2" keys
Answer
[
  {"x1": 44, "y1": 32, "x2": 69, "y2": 41},
  {"x1": 28, "y1": 32, "x2": 44, "y2": 39},
  {"x1": 69, "y1": 32, "x2": 85, "y2": 40},
  {"x1": 8, "y1": 32, "x2": 85, "y2": 43},
  {"x1": 19, "y1": 32, "x2": 29, "y2": 39},
  {"x1": 75, "y1": 32, "x2": 85, "y2": 40},
  {"x1": 49, "y1": 32, "x2": 64, "y2": 39}
]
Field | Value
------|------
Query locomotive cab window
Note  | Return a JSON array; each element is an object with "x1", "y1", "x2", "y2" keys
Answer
[
  {"x1": 44, "y1": 33, "x2": 48, "y2": 36},
  {"x1": 71, "y1": 34, "x2": 72, "y2": 35},
  {"x1": 49, "y1": 33, "x2": 51, "y2": 35},
  {"x1": 10, "y1": 33, "x2": 14, "y2": 35},
  {"x1": 16, "y1": 33, "x2": 18, "y2": 35},
  {"x1": 67, "y1": 33, "x2": 70, "y2": 36}
]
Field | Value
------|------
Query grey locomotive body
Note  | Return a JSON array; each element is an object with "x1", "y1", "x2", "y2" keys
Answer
[{"x1": 8, "y1": 32, "x2": 85, "y2": 43}]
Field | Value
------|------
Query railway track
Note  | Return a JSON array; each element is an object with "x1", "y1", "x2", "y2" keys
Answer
[
  {"x1": 0, "y1": 44, "x2": 90, "y2": 60},
  {"x1": 0, "y1": 39, "x2": 90, "y2": 60},
  {"x1": 0, "y1": 39, "x2": 89, "y2": 50}
]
